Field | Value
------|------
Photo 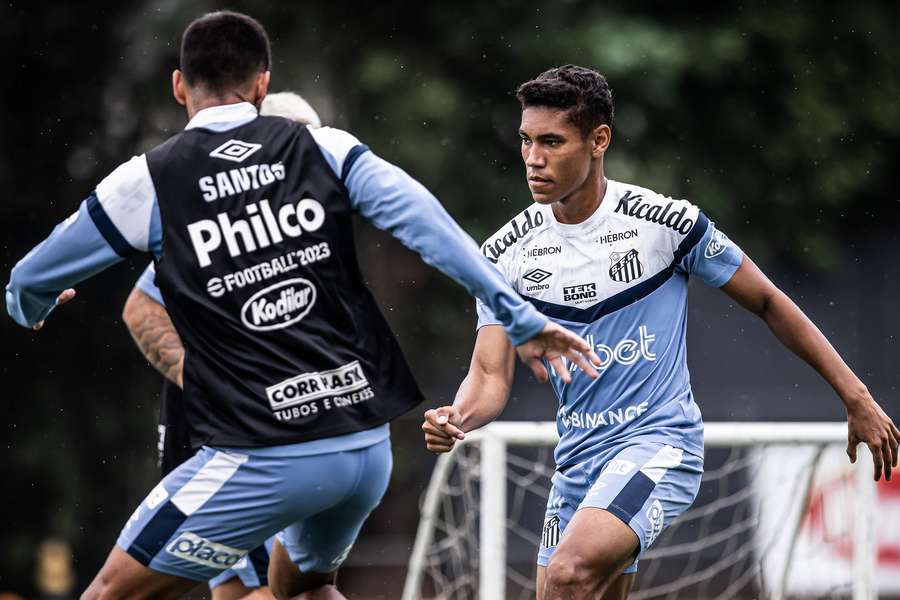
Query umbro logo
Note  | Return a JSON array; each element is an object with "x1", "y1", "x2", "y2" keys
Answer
[
  {"x1": 523, "y1": 268, "x2": 552, "y2": 284},
  {"x1": 209, "y1": 139, "x2": 262, "y2": 163}
]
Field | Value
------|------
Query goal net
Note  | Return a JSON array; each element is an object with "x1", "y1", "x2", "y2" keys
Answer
[{"x1": 403, "y1": 422, "x2": 878, "y2": 600}]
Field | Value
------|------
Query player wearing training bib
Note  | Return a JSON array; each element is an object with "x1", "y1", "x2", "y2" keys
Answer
[
  {"x1": 5, "y1": 15, "x2": 599, "y2": 600},
  {"x1": 421, "y1": 65, "x2": 899, "y2": 600}
]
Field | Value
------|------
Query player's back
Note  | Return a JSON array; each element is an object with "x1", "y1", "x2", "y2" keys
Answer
[{"x1": 136, "y1": 111, "x2": 422, "y2": 448}]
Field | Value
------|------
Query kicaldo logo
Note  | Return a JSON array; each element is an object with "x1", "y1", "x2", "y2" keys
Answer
[
  {"x1": 166, "y1": 532, "x2": 247, "y2": 570},
  {"x1": 188, "y1": 198, "x2": 326, "y2": 268}
]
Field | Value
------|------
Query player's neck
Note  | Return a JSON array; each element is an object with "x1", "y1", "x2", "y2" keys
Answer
[
  {"x1": 186, "y1": 93, "x2": 257, "y2": 120},
  {"x1": 552, "y1": 173, "x2": 607, "y2": 225}
]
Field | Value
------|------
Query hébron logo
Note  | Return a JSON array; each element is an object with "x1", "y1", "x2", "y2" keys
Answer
[
  {"x1": 209, "y1": 139, "x2": 262, "y2": 163},
  {"x1": 166, "y1": 532, "x2": 246, "y2": 569}
]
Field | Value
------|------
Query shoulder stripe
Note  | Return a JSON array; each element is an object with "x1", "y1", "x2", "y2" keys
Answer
[
  {"x1": 523, "y1": 213, "x2": 709, "y2": 323},
  {"x1": 87, "y1": 192, "x2": 137, "y2": 257},
  {"x1": 341, "y1": 144, "x2": 370, "y2": 182}
]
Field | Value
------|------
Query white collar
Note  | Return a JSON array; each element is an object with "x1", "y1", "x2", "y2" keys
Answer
[{"x1": 185, "y1": 102, "x2": 259, "y2": 130}]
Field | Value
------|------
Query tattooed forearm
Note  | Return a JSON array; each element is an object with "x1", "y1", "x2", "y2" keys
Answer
[{"x1": 122, "y1": 287, "x2": 185, "y2": 388}]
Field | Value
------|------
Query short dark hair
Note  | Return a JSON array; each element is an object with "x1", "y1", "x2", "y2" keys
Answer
[
  {"x1": 180, "y1": 11, "x2": 271, "y2": 94},
  {"x1": 516, "y1": 65, "x2": 614, "y2": 136}
]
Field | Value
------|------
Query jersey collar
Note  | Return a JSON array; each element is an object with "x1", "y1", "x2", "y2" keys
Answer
[
  {"x1": 185, "y1": 102, "x2": 259, "y2": 132},
  {"x1": 548, "y1": 178, "x2": 617, "y2": 237}
]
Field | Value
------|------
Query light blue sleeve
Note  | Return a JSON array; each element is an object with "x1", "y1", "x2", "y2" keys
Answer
[
  {"x1": 678, "y1": 215, "x2": 744, "y2": 287},
  {"x1": 6, "y1": 199, "x2": 123, "y2": 327},
  {"x1": 344, "y1": 150, "x2": 548, "y2": 346},
  {"x1": 135, "y1": 263, "x2": 165, "y2": 306},
  {"x1": 6, "y1": 154, "x2": 161, "y2": 329}
]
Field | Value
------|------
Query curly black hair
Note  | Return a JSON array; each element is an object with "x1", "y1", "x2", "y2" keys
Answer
[
  {"x1": 516, "y1": 65, "x2": 614, "y2": 136},
  {"x1": 180, "y1": 11, "x2": 271, "y2": 94}
]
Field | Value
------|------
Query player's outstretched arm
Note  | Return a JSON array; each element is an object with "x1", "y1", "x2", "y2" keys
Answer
[
  {"x1": 335, "y1": 140, "x2": 598, "y2": 379},
  {"x1": 122, "y1": 286, "x2": 184, "y2": 388},
  {"x1": 722, "y1": 254, "x2": 900, "y2": 480},
  {"x1": 423, "y1": 325, "x2": 516, "y2": 453}
]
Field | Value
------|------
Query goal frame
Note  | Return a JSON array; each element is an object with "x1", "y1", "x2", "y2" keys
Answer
[{"x1": 402, "y1": 421, "x2": 877, "y2": 600}]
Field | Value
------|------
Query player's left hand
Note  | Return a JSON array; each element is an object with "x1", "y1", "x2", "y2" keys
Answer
[
  {"x1": 846, "y1": 392, "x2": 900, "y2": 481},
  {"x1": 32, "y1": 288, "x2": 76, "y2": 331},
  {"x1": 515, "y1": 321, "x2": 601, "y2": 385}
]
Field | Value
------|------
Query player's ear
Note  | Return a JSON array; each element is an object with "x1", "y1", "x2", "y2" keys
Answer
[
  {"x1": 254, "y1": 71, "x2": 271, "y2": 108},
  {"x1": 591, "y1": 124, "x2": 611, "y2": 158},
  {"x1": 172, "y1": 70, "x2": 187, "y2": 107}
]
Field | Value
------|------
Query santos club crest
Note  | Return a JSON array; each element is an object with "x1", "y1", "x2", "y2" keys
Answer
[{"x1": 609, "y1": 249, "x2": 644, "y2": 283}]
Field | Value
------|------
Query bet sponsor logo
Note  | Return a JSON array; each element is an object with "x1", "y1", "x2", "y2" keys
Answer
[
  {"x1": 166, "y1": 532, "x2": 246, "y2": 570},
  {"x1": 604, "y1": 459, "x2": 637, "y2": 476},
  {"x1": 240, "y1": 278, "x2": 316, "y2": 331},
  {"x1": 209, "y1": 139, "x2": 262, "y2": 163}
]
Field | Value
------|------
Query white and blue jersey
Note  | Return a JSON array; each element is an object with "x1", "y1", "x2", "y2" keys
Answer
[
  {"x1": 478, "y1": 179, "x2": 743, "y2": 467},
  {"x1": 478, "y1": 180, "x2": 743, "y2": 567}
]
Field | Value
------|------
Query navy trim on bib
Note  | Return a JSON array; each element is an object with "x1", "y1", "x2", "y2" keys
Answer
[{"x1": 522, "y1": 212, "x2": 709, "y2": 324}]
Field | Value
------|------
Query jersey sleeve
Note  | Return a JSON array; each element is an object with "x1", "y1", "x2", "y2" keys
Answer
[
  {"x1": 135, "y1": 263, "x2": 165, "y2": 306},
  {"x1": 678, "y1": 213, "x2": 744, "y2": 287},
  {"x1": 318, "y1": 131, "x2": 547, "y2": 346},
  {"x1": 5, "y1": 155, "x2": 161, "y2": 328}
]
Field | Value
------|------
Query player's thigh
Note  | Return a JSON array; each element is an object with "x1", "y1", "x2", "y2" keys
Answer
[
  {"x1": 117, "y1": 448, "x2": 299, "y2": 584},
  {"x1": 272, "y1": 438, "x2": 392, "y2": 592},
  {"x1": 210, "y1": 541, "x2": 274, "y2": 599},
  {"x1": 548, "y1": 507, "x2": 639, "y2": 583},
  {"x1": 82, "y1": 545, "x2": 198, "y2": 600}
]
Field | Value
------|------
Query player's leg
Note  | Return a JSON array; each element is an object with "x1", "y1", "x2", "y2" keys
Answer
[
  {"x1": 536, "y1": 565, "x2": 635, "y2": 600},
  {"x1": 81, "y1": 545, "x2": 197, "y2": 599},
  {"x1": 268, "y1": 438, "x2": 392, "y2": 599},
  {"x1": 210, "y1": 541, "x2": 276, "y2": 600},
  {"x1": 543, "y1": 443, "x2": 703, "y2": 600},
  {"x1": 542, "y1": 507, "x2": 639, "y2": 599}
]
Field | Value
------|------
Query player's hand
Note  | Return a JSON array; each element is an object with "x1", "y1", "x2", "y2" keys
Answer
[
  {"x1": 846, "y1": 392, "x2": 900, "y2": 481},
  {"x1": 32, "y1": 288, "x2": 76, "y2": 331},
  {"x1": 422, "y1": 406, "x2": 465, "y2": 453},
  {"x1": 515, "y1": 321, "x2": 600, "y2": 385}
]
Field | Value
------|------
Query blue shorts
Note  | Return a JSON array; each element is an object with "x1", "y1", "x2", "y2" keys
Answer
[
  {"x1": 207, "y1": 537, "x2": 273, "y2": 591},
  {"x1": 117, "y1": 438, "x2": 392, "y2": 581},
  {"x1": 538, "y1": 441, "x2": 702, "y2": 574}
]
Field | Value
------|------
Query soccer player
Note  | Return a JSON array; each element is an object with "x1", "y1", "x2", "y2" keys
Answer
[
  {"x1": 4, "y1": 14, "x2": 600, "y2": 600},
  {"x1": 122, "y1": 92, "x2": 323, "y2": 600},
  {"x1": 421, "y1": 65, "x2": 900, "y2": 600}
]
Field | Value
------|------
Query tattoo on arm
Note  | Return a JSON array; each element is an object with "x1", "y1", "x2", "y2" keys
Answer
[{"x1": 123, "y1": 288, "x2": 184, "y2": 387}]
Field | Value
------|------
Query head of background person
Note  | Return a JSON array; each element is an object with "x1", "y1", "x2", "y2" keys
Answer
[
  {"x1": 173, "y1": 10, "x2": 271, "y2": 118},
  {"x1": 260, "y1": 91, "x2": 322, "y2": 128},
  {"x1": 515, "y1": 64, "x2": 614, "y2": 205}
]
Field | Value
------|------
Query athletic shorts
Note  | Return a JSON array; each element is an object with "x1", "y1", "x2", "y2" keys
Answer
[
  {"x1": 538, "y1": 441, "x2": 703, "y2": 574},
  {"x1": 207, "y1": 537, "x2": 273, "y2": 591},
  {"x1": 117, "y1": 437, "x2": 392, "y2": 581}
]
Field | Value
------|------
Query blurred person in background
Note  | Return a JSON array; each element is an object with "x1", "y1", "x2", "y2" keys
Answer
[
  {"x1": 121, "y1": 92, "x2": 323, "y2": 600},
  {"x1": 5, "y1": 11, "x2": 599, "y2": 600},
  {"x1": 422, "y1": 64, "x2": 900, "y2": 600}
]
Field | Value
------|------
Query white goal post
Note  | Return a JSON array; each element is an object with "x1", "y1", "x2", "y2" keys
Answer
[{"x1": 403, "y1": 421, "x2": 877, "y2": 600}]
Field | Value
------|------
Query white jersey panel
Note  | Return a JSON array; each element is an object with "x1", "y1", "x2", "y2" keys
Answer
[{"x1": 95, "y1": 154, "x2": 156, "y2": 252}]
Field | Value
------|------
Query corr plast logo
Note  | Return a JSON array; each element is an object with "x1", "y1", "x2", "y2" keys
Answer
[
  {"x1": 209, "y1": 139, "x2": 262, "y2": 163},
  {"x1": 240, "y1": 278, "x2": 317, "y2": 332},
  {"x1": 166, "y1": 532, "x2": 246, "y2": 569}
]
